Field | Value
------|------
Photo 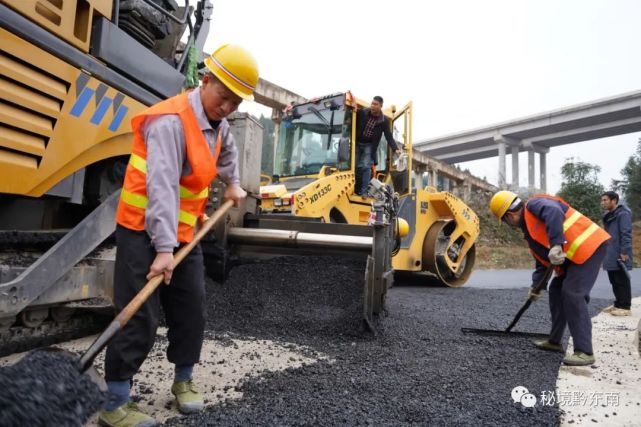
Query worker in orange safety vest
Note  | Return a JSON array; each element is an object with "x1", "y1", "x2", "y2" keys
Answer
[
  {"x1": 489, "y1": 191, "x2": 610, "y2": 367},
  {"x1": 100, "y1": 44, "x2": 259, "y2": 427}
]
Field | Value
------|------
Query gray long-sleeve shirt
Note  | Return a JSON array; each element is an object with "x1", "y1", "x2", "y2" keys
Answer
[{"x1": 143, "y1": 89, "x2": 240, "y2": 252}]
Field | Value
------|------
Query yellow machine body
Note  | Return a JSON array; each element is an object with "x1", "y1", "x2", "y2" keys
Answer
[
  {"x1": 0, "y1": 0, "x2": 215, "y2": 331},
  {"x1": 2, "y1": 0, "x2": 113, "y2": 52},
  {"x1": 260, "y1": 92, "x2": 480, "y2": 286},
  {"x1": 0, "y1": 1, "x2": 145, "y2": 198}
]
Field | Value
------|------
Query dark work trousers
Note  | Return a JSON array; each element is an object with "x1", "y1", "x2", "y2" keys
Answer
[
  {"x1": 355, "y1": 142, "x2": 374, "y2": 195},
  {"x1": 547, "y1": 242, "x2": 608, "y2": 355},
  {"x1": 606, "y1": 269, "x2": 632, "y2": 310},
  {"x1": 105, "y1": 225, "x2": 206, "y2": 381}
]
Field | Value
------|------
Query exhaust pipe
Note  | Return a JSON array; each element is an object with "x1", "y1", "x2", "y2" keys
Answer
[{"x1": 228, "y1": 228, "x2": 372, "y2": 252}]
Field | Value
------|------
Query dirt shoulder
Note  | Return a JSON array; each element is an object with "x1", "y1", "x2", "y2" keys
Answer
[
  {"x1": 475, "y1": 244, "x2": 533, "y2": 269},
  {"x1": 475, "y1": 221, "x2": 641, "y2": 270}
]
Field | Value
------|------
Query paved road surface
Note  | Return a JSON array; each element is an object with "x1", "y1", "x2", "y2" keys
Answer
[{"x1": 467, "y1": 269, "x2": 641, "y2": 300}]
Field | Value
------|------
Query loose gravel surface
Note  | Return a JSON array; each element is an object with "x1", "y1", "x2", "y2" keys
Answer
[
  {"x1": 163, "y1": 256, "x2": 609, "y2": 427},
  {"x1": 0, "y1": 350, "x2": 105, "y2": 427},
  {"x1": 207, "y1": 256, "x2": 367, "y2": 341}
]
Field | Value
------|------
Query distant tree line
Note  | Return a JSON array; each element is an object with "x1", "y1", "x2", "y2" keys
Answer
[
  {"x1": 612, "y1": 137, "x2": 641, "y2": 220},
  {"x1": 556, "y1": 158, "x2": 604, "y2": 222},
  {"x1": 556, "y1": 138, "x2": 641, "y2": 222}
]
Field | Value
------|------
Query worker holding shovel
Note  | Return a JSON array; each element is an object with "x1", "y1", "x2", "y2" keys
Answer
[
  {"x1": 489, "y1": 191, "x2": 610, "y2": 367},
  {"x1": 101, "y1": 45, "x2": 259, "y2": 427}
]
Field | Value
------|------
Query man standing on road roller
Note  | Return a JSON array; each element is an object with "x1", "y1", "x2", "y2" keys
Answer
[
  {"x1": 100, "y1": 44, "x2": 259, "y2": 427},
  {"x1": 354, "y1": 96, "x2": 402, "y2": 196},
  {"x1": 489, "y1": 191, "x2": 610, "y2": 366}
]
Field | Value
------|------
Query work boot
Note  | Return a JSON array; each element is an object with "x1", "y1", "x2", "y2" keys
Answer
[
  {"x1": 563, "y1": 351, "x2": 595, "y2": 366},
  {"x1": 602, "y1": 305, "x2": 615, "y2": 313},
  {"x1": 171, "y1": 380, "x2": 204, "y2": 414},
  {"x1": 610, "y1": 308, "x2": 632, "y2": 316},
  {"x1": 534, "y1": 339, "x2": 564, "y2": 353},
  {"x1": 98, "y1": 401, "x2": 157, "y2": 427}
]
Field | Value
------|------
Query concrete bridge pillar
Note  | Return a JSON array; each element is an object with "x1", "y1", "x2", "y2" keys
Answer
[
  {"x1": 521, "y1": 141, "x2": 550, "y2": 193},
  {"x1": 430, "y1": 169, "x2": 438, "y2": 188},
  {"x1": 413, "y1": 167, "x2": 422, "y2": 191},
  {"x1": 511, "y1": 145, "x2": 519, "y2": 189},
  {"x1": 463, "y1": 182, "x2": 472, "y2": 201},
  {"x1": 497, "y1": 140, "x2": 506, "y2": 188},
  {"x1": 457, "y1": 181, "x2": 466, "y2": 199},
  {"x1": 528, "y1": 149, "x2": 535, "y2": 191},
  {"x1": 271, "y1": 108, "x2": 281, "y2": 173},
  {"x1": 416, "y1": 172, "x2": 423, "y2": 190},
  {"x1": 495, "y1": 134, "x2": 521, "y2": 189},
  {"x1": 540, "y1": 151, "x2": 547, "y2": 193},
  {"x1": 452, "y1": 181, "x2": 460, "y2": 197}
]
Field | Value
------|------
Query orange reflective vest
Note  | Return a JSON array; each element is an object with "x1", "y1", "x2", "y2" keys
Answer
[
  {"x1": 524, "y1": 195, "x2": 610, "y2": 265},
  {"x1": 116, "y1": 92, "x2": 221, "y2": 243}
]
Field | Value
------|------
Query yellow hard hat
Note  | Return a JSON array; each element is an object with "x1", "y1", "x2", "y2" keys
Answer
[
  {"x1": 396, "y1": 218, "x2": 410, "y2": 238},
  {"x1": 489, "y1": 190, "x2": 519, "y2": 220},
  {"x1": 204, "y1": 44, "x2": 259, "y2": 101}
]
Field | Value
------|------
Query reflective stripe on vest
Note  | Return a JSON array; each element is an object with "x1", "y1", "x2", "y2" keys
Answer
[
  {"x1": 129, "y1": 153, "x2": 147, "y2": 174},
  {"x1": 561, "y1": 210, "x2": 603, "y2": 259},
  {"x1": 121, "y1": 188, "x2": 148, "y2": 209},
  {"x1": 179, "y1": 185, "x2": 209, "y2": 200},
  {"x1": 524, "y1": 195, "x2": 610, "y2": 265},
  {"x1": 122, "y1": 154, "x2": 206, "y2": 227},
  {"x1": 121, "y1": 188, "x2": 198, "y2": 227},
  {"x1": 563, "y1": 211, "x2": 581, "y2": 232},
  {"x1": 566, "y1": 223, "x2": 600, "y2": 260}
]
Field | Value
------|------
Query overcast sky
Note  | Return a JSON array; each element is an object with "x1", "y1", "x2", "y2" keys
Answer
[{"x1": 203, "y1": 0, "x2": 641, "y2": 194}]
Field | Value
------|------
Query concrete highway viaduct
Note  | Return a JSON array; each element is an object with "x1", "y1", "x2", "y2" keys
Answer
[{"x1": 414, "y1": 89, "x2": 641, "y2": 192}]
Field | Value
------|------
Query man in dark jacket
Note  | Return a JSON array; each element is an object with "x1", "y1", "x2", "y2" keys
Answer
[
  {"x1": 354, "y1": 96, "x2": 401, "y2": 196},
  {"x1": 601, "y1": 191, "x2": 633, "y2": 316}
]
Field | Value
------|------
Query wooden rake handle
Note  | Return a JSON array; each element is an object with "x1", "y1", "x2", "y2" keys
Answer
[{"x1": 79, "y1": 199, "x2": 233, "y2": 372}]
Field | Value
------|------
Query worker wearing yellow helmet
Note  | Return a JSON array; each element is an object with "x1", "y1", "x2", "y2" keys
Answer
[
  {"x1": 101, "y1": 44, "x2": 258, "y2": 427},
  {"x1": 489, "y1": 190, "x2": 610, "y2": 367}
]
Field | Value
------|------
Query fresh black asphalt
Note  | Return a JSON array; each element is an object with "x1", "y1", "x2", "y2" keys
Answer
[
  {"x1": 0, "y1": 350, "x2": 105, "y2": 427},
  {"x1": 0, "y1": 256, "x2": 614, "y2": 426},
  {"x1": 164, "y1": 256, "x2": 609, "y2": 426}
]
